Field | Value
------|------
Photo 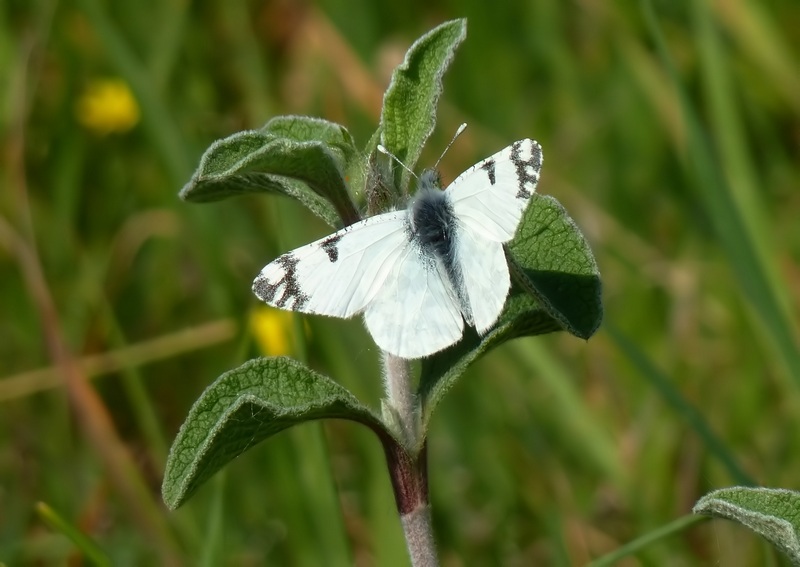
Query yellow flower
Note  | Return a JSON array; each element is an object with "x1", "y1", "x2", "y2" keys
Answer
[
  {"x1": 250, "y1": 307, "x2": 296, "y2": 357},
  {"x1": 75, "y1": 78, "x2": 140, "y2": 135}
]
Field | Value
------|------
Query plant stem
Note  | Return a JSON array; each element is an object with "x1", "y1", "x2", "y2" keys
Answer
[
  {"x1": 401, "y1": 505, "x2": 437, "y2": 567},
  {"x1": 382, "y1": 353, "x2": 418, "y2": 444},
  {"x1": 381, "y1": 438, "x2": 437, "y2": 567},
  {"x1": 381, "y1": 353, "x2": 438, "y2": 566}
]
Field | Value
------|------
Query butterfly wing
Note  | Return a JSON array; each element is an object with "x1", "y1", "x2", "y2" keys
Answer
[
  {"x1": 252, "y1": 212, "x2": 409, "y2": 318},
  {"x1": 452, "y1": 229, "x2": 510, "y2": 333},
  {"x1": 448, "y1": 139, "x2": 542, "y2": 242},
  {"x1": 448, "y1": 139, "x2": 543, "y2": 332},
  {"x1": 364, "y1": 246, "x2": 463, "y2": 359},
  {"x1": 253, "y1": 139, "x2": 543, "y2": 357},
  {"x1": 253, "y1": 210, "x2": 464, "y2": 359}
]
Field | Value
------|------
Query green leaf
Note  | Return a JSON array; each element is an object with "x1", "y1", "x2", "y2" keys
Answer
[
  {"x1": 162, "y1": 357, "x2": 391, "y2": 510},
  {"x1": 507, "y1": 195, "x2": 603, "y2": 340},
  {"x1": 261, "y1": 116, "x2": 365, "y2": 197},
  {"x1": 380, "y1": 19, "x2": 467, "y2": 194},
  {"x1": 180, "y1": 129, "x2": 360, "y2": 227},
  {"x1": 694, "y1": 487, "x2": 800, "y2": 565},
  {"x1": 189, "y1": 170, "x2": 341, "y2": 228},
  {"x1": 418, "y1": 195, "x2": 602, "y2": 431},
  {"x1": 261, "y1": 115, "x2": 358, "y2": 169}
]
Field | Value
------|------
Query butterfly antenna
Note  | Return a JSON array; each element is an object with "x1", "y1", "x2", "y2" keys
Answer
[
  {"x1": 433, "y1": 122, "x2": 467, "y2": 170},
  {"x1": 377, "y1": 122, "x2": 467, "y2": 177},
  {"x1": 377, "y1": 144, "x2": 418, "y2": 180}
]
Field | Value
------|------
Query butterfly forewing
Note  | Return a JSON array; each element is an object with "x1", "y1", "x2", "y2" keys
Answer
[
  {"x1": 253, "y1": 212, "x2": 408, "y2": 318},
  {"x1": 447, "y1": 139, "x2": 542, "y2": 242}
]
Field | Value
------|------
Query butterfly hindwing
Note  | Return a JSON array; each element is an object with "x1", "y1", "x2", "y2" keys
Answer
[
  {"x1": 364, "y1": 244, "x2": 463, "y2": 359},
  {"x1": 453, "y1": 227, "x2": 510, "y2": 333}
]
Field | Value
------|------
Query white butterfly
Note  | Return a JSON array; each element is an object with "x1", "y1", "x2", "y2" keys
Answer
[{"x1": 252, "y1": 138, "x2": 543, "y2": 359}]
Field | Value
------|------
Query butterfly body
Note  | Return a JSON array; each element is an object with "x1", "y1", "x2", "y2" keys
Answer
[
  {"x1": 253, "y1": 139, "x2": 543, "y2": 359},
  {"x1": 410, "y1": 171, "x2": 455, "y2": 263},
  {"x1": 408, "y1": 173, "x2": 472, "y2": 326}
]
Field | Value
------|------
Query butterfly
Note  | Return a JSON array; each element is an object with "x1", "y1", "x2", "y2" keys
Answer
[{"x1": 252, "y1": 137, "x2": 543, "y2": 359}]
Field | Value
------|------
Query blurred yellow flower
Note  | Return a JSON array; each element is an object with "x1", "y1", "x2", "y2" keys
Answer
[
  {"x1": 76, "y1": 78, "x2": 140, "y2": 135},
  {"x1": 250, "y1": 307, "x2": 296, "y2": 357}
]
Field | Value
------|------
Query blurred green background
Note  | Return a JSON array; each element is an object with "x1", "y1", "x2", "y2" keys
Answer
[{"x1": 2, "y1": 0, "x2": 799, "y2": 565}]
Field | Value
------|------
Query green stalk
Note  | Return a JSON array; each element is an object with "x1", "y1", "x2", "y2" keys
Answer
[{"x1": 587, "y1": 514, "x2": 704, "y2": 567}]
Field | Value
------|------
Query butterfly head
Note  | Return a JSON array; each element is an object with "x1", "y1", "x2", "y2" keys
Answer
[{"x1": 417, "y1": 168, "x2": 443, "y2": 194}]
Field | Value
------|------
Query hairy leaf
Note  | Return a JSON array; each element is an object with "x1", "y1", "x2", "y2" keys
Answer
[
  {"x1": 180, "y1": 129, "x2": 359, "y2": 226},
  {"x1": 261, "y1": 115, "x2": 358, "y2": 169},
  {"x1": 162, "y1": 357, "x2": 390, "y2": 509},
  {"x1": 507, "y1": 195, "x2": 603, "y2": 339},
  {"x1": 380, "y1": 19, "x2": 467, "y2": 195},
  {"x1": 694, "y1": 487, "x2": 800, "y2": 565}
]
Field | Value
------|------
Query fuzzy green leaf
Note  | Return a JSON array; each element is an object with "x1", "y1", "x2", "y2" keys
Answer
[
  {"x1": 179, "y1": 129, "x2": 360, "y2": 227},
  {"x1": 261, "y1": 116, "x2": 364, "y2": 193},
  {"x1": 694, "y1": 487, "x2": 800, "y2": 565},
  {"x1": 261, "y1": 115, "x2": 358, "y2": 168},
  {"x1": 162, "y1": 357, "x2": 390, "y2": 510},
  {"x1": 190, "y1": 170, "x2": 341, "y2": 228},
  {"x1": 507, "y1": 195, "x2": 603, "y2": 339},
  {"x1": 418, "y1": 195, "x2": 602, "y2": 431},
  {"x1": 380, "y1": 19, "x2": 467, "y2": 194}
]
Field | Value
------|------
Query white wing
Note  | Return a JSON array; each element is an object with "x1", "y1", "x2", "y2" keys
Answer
[
  {"x1": 364, "y1": 246, "x2": 463, "y2": 359},
  {"x1": 453, "y1": 228, "x2": 509, "y2": 333},
  {"x1": 252, "y1": 212, "x2": 408, "y2": 318},
  {"x1": 253, "y1": 211, "x2": 465, "y2": 359},
  {"x1": 252, "y1": 139, "x2": 543, "y2": 358},
  {"x1": 447, "y1": 139, "x2": 542, "y2": 242},
  {"x1": 448, "y1": 139, "x2": 543, "y2": 331}
]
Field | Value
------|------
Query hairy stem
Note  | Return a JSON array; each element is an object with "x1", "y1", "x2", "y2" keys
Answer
[
  {"x1": 382, "y1": 352, "x2": 418, "y2": 445},
  {"x1": 381, "y1": 354, "x2": 438, "y2": 566},
  {"x1": 401, "y1": 505, "x2": 438, "y2": 567}
]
